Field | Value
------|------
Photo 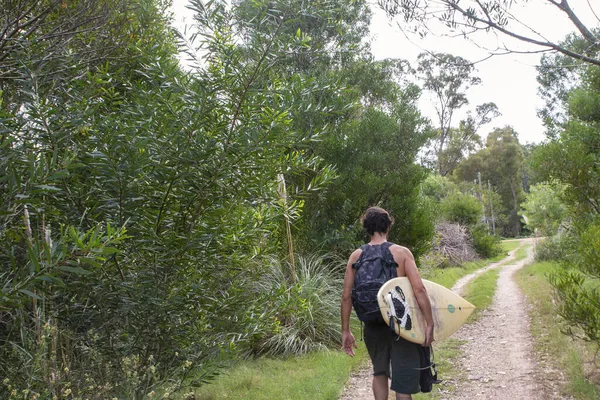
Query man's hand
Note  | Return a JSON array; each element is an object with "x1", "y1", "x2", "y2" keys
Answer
[
  {"x1": 423, "y1": 324, "x2": 434, "y2": 347},
  {"x1": 342, "y1": 331, "x2": 357, "y2": 357}
]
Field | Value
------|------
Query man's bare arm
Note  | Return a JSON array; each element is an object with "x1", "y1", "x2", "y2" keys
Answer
[
  {"x1": 341, "y1": 249, "x2": 361, "y2": 356},
  {"x1": 392, "y1": 246, "x2": 435, "y2": 346}
]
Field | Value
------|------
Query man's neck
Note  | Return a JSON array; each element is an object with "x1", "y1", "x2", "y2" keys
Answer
[{"x1": 368, "y1": 232, "x2": 388, "y2": 245}]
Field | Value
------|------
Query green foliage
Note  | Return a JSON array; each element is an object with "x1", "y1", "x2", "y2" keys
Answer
[
  {"x1": 534, "y1": 233, "x2": 577, "y2": 263},
  {"x1": 521, "y1": 183, "x2": 568, "y2": 236},
  {"x1": 533, "y1": 54, "x2": 600, "y2": 348},
  {"x1": 517, "y1": 261, "x2": 600, "y2": 399},
  {"x1": 299, "y1": 94, "x2": 435, "y2": 258},
  {"x1": 440, "y1": 192, "x2": 482, "y2": 226},
  {"x1": 248, "y1": 255, "x2": 343, "y2": 357},
  {"x1": 548, "y1": 222, "x2": 600, "y2": 346},
  {"x1": 455, "y1": 127, "x2": 526, "y2": 236},
  {"x1": 1, "y1": 0, "x2": 377, "y2": 397},
  {"x1": 470, "y1": 224, "x2": 502, "y2": 258},
  {"x1": 421, "y1": 174, "x2": 459, "y2": 202}
]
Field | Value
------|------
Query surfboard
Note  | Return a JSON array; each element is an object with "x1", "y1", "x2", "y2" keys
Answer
[{"x1": 377, "y1": 277, "x2": 475, "y2": 344}]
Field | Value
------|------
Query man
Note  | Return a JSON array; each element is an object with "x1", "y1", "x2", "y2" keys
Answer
[{"x1": 341, "y1": 207, "x2": 434, "y2": 400}]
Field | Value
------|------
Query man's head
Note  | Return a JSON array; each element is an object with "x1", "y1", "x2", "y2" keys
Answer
[{"x1": 361, "y1": 207, "x2": 394, "y2": 236}]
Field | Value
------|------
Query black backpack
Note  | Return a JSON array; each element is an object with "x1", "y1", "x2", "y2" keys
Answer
[{"x1": 351, "y1": 242, "x2": 398, "y2": 324}]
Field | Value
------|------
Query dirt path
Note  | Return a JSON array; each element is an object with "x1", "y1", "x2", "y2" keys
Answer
[
  {"x1": 451, "y1": 240, "x2": 523, "y2": 295},
  {"x1": 447, "y1": 239, "x2": 548, "y2": 399},
  {"x1": 340, "y1": 238, "x2": 552, "y2": 400}
]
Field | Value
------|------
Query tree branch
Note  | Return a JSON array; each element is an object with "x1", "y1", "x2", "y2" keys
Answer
[
  {"x1": 552, "y1": 0, "x2": 600, "y2": 49},
  {"x1": 445, "y1": 1, "x2": 600, "y2": 67}
]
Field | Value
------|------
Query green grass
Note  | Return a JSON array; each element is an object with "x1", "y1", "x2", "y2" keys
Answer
[
  {"x1": 512, "y1": 243, "x2": 531, "y2": 262},
  {"x1": 516, "y1": 261, "x2": 600, "y2": 399},
  {"x1": 192, "y1": 344, "x2": 368, "y2": 399},
  {"x1": 461, "y1": 267, "x2": 500, "y2": 322},
  {"x1": 487, "y1": 240, "x2": 521, "y2": 263},
  {"x1": 424, "y1": 259, "x2": 486, "y2": 289}
]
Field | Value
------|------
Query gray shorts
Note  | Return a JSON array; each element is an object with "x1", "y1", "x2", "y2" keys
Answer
[{"x1": 364, "y1": 322, "x2": 421, "y2": 395}]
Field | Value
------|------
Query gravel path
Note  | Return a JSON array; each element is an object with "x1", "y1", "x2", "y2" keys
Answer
[
  {"x1": 446, "y1": 239, "x2": 546, "y2": 399},
  {"x1": 339, "y1": 238, "x2": 561, "y2": 400}
]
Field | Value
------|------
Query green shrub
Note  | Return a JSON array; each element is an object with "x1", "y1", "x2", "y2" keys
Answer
[
  {"x1": 548, "y1": 223, "x2": 600, "y2": 346},
  {"x1": 520, "y1": 182, "x2": 568, "y2": 236},
  {"x1": 534, "y1": 233, "x2": 577, "y2": 262},
  {"x1": 421, "y1": 174, "x2": 459, "y2": 202},
  {"x1": 441, "y1": 193, "x2": 483, "y2": 226},
  {"x1": 248, "y1": 254, "x2": 343, "y2": 357},
  {"x1": 470, "y1": 225, "x2": 502, "y2": 258}
]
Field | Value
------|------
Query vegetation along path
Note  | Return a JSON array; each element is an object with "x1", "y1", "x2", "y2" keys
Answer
[{"x1": 341, "y1": 238, "x2": 552, "y2": 400}]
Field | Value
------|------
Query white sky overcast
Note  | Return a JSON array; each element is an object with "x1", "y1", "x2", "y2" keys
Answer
[{"x1": 170, "y1": 0, "x2": 600, "y2": 145}]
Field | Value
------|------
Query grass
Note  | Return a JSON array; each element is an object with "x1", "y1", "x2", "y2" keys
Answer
[
  {"x1": 424, "y1": 259, "x2": 486, "y2": 289},
  {"x1": 515, "y1": 261, "x2": 600, "y2": 399},
  {"x1": 512, "y1": 243, "x2": 531, "y2": 262},
  {"x1": 489, "y1": 240, "x2": 521, "y2": 262},
  {"x1": 193, "y1": 343, "x2": 368, "y2": 399},
  {"x1": 461, "y1": 267, "x2": 500, "y2": 322}
]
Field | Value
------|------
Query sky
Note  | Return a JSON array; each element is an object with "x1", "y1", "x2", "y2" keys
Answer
[{"x1": 170, "y1": 0, "x2": 600, "y2": 145}]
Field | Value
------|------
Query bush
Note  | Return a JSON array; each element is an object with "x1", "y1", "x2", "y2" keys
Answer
[
  {"x1": 534, "y1": 232, "x2": 577, "y2": 262},
  {"x1": 421, "y1": 174, "x2": 459, "y2": 202},
  {"x1": 441, "y1": 193, "x2": 483, "y2": 226},
  {"x1": 248, "y1": 254, "x2": 343, "y2": 357},
  {"x1": 520, "y1": 182, "x2": 567, "y2": 236},
  {"x1": 471, "y1": 225, "x2": 502, "y2": 258},
  {"x1": 549, "y1": 223, "x2": 600, "y2": 345}
]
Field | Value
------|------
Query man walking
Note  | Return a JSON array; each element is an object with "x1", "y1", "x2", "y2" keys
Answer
[{"x1": 341, "y1": 207, "x2": 434, "y2": 400}]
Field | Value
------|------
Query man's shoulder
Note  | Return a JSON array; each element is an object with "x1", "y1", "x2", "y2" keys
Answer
[
  {"x1": 388, "y1": 243, "x2": 413, "y2": 259},
  {"x1": 349, "y1": 248, "x2": 363, "y2": 263}
]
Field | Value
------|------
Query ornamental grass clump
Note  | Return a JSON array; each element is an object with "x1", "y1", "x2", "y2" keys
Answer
[{"x1": 251, "y1": 254, "x2": 343, "y2": 357}]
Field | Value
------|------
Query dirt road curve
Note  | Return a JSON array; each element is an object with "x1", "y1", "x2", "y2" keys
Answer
[
  {"x1": 447, "y1": 238, "x2": 548, "y2": 399},
  {"x1": 340, "y1": 238, "x2": 560, "y2": 400}
]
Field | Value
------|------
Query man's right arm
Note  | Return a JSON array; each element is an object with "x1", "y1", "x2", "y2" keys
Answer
[{"x1": 341, "y1": 249, "x2": 361, "y2": 356}]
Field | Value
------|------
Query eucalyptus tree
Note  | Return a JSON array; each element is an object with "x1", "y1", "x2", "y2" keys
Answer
[
  {"x1": 417, "y1": 52, "x2": 499, "y2": 175},
  {"x1": 537, "y1": 30, "x2": 600, "y2": 136}
]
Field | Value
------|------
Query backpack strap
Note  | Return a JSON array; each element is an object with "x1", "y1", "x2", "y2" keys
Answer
[
  {"x1": 382, "y1": 242, "x2": 398, "y2": 270},
  {"x1": 351, "y1": 244, "x2": 369, "y2": 270}
]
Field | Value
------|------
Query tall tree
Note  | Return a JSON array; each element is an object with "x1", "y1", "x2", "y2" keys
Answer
[
  {"x1": 455, "y1": 127, "x2": 525, "y2": 236},
  {"x1": 417, "y1": 52, "x2": 499, "y2": 175}
]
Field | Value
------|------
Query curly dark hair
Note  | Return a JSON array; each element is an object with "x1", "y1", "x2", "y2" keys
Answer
[{"x1": 361, "y1": 207, "x2": 394, "y2": 236}]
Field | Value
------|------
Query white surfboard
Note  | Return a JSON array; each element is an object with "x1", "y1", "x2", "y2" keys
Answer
[{"x1": 377, "y1": 277, "x2": 475, "y2": 344}]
